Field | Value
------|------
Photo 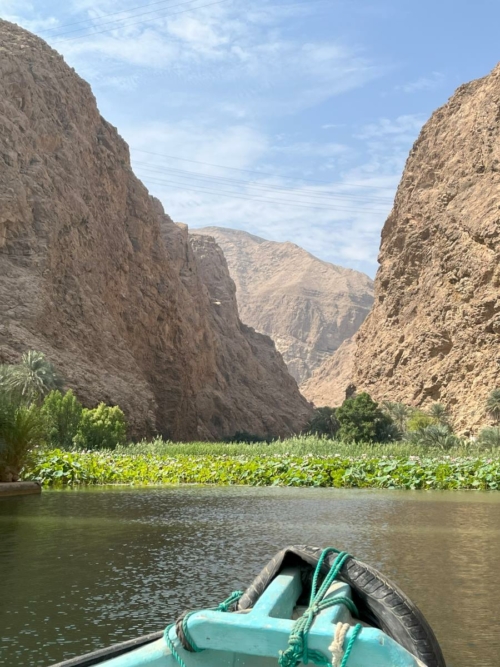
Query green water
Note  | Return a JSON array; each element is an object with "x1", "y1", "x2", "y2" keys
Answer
[{"x1": 1, "y1": 487, "x2": 499, "y2": 667}]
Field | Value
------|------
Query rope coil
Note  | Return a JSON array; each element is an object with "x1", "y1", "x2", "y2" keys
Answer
[{"x1": 164, "y1": 548, "x2": 362, "y2": 667}]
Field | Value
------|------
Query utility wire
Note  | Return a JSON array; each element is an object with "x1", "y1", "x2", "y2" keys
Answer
[
  {"x1": 133, "y1": 161, "x2": 394, "y2": 205},
  {"x1": 141, "y1": 175, "x2": 389, "y2": 213},
  {"x1": 43, "y1": 0, "x2": 190, "y2": 32},
  {"x1": 52, "y1": 0, "x2": 230, "y2": 43},
  {"x1": 50, "y1": 0, "x2": 211, "y2": 38},
  {"x1": 131, "y1": 148, "x2": 396, "y2": 192}
]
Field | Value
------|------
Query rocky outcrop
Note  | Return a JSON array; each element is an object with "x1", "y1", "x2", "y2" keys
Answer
[
  {"x1": 335, "y1": 64, "x2": 500, "y2": 430},
  {"x1": 0, "y1": 19, "x2": 311, "y2": 439},
  {"x1": 301, "y1": 336, "x2": 356, "y2": 407},
  {"x1": 193, "y1": 227, "x2": 373, "y2": 387}
]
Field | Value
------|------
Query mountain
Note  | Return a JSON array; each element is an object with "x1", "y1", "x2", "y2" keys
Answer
[
  {"x1": 318, "y1": 64, "x2": 500, "y2": 430},
  {"x1": 192, "y1": 227, "x2": 374, "y2": 388},
  {"x1": 0, "y1": 19, "x2": 312, "y2": 440}
]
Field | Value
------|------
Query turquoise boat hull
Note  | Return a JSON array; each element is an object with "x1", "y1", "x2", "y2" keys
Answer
[{"x1": 52, "y1": 566, "x2": 429, "y2": 667}]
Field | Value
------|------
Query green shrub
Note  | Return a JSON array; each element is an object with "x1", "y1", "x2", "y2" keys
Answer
[
  {"x1": 306, "y1": 407, "x2": 339, "y2": 439},
  {"x1": 486, "y1": 389, "x2": 500, "y2": 424},
  {"x1": 0, "y1": 395, "x2": 45, "y2": 481},
  {"x1": 477, "y1": 427, "x2": 500, "y2": 449},
  {"x1": 407, "y1": 424, "x2": 458, "y2": 451},
  {"x1": 73, "y1": 403, "x2": 127, "y2": 450},
  {"x1": 41, "y1": 390, "x2": 83, "y2": 449},
  {"x1": 336, "y1": 392, "x2": 395, "y2": 443},
  {"x1": 407, "y1": 410, "x2": 435, "y2": 432}
]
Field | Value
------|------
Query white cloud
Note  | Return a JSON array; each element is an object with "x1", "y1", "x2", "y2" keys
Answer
[
  {"x1": 395, "y1": 72, "x2": 444, "y2": 94},
  {"x1": 355, "y1": 114, "x2": 426, "y2": 141}
]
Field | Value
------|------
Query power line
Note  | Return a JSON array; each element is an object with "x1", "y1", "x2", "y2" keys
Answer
[
  {"x1": 43, "y1": 0, "x2": 187, "y2": 33},
  {"x1": 49, "y1": 0, "x2": 209, "y2": 38},
  {"x1": 52, "y1": 0, "x2": 230, "y2": 43},
  {"x1": 133, "y1": 160, "x2": 394, "y2": 205},
  {"x1": 131, "y1": 148, "x2": 397, "y2": 192},
  {"x1": 141, "y1": 175, "x2": 389, "y2": 213}
]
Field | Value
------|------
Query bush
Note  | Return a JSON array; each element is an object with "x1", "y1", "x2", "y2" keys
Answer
[
  {"x1": 477, "y1": 427, "x2": 500, "y2": 449},
  {"x1": 306, "y1": 407, "x2": 339, "y2": 439},
  {"x1": 0, "y1": 395, "x2": 45, "y2": 481},
  {"x1": 73, "y1": 404, "x2": 127, "y2": 450},
  {"x1": 41, "y1": 390, "x2": 83, "y2": 450},
  {"x1": 407, "y1": 424, "x2": 458, "y2": 451},
  {"x1": 336, "y1": 392, "x2": 395, "y2": 443},
  {"x1": 407, "y1": 410, "x2": 435, "y2": 432}
]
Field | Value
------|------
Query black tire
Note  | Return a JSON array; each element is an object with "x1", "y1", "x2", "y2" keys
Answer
[
  {"x1": 239, "y1": 546, "x2": 446, "y2": 667},
  {"x1": 341, "y1": 556, "x2": 446, "y2": 667}
]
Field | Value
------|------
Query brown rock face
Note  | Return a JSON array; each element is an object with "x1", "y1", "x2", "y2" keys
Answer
[
  {"x1": 301, "y1": 336, "x2": 357, "y2": 407},
  {"x1": 193, "y1": 227, "x2": 373, "y2": 389},
  {"x1": 337, "y1": 64, "x2": 500, "y2": 429},
  {"x1": 0, "y1": 20, "x2": 311, "y2": 439}
]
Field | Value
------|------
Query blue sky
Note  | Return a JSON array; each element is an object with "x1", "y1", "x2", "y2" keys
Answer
[{"x1": 2, "y1": 0, "x2": 499, "y2": 276}]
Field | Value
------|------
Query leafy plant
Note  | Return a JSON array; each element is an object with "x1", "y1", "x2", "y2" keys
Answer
[
  {"x1": 336, "y1": 392, "x2": 395, "y2": 443},
  {"x1": 41, "y1": 390, "x2": 83, "y2": 450},
  {"x1": 428, "y1": 403, "x2": 449, "y2": 426},
  {"x1": 5, "y1": 351, "x2": 63, "y2": 405},
  {"x1": 382, "y1": 402, "x2": 410, "y2": 433},
  {"x1": 486, "y1": 389, "x2": 500, "y2": 424},
  {"x1": 407, "y1": 424, "x2": 458, "y2": 451},
  {"x1": 477, "y1": 426, "x2": 500, "y2": 449},
  {"x1": 0, "y1": 395, "x2": 46, "y2": 482},
  {"x1": 407, "y1": 410, "x2": 435, "y2": 432},
  {"x1": 73, "y1": 403, "x2": 127, "y2": 450},
  {"x1": 306, "y1": 407, "x2": 339, "y2": 439}
]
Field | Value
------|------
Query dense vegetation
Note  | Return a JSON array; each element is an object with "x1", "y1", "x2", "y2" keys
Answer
[
  {"x1": 0, "y1": 352, "x2": 126, "y2": 481},
  {"x1": 25, "y1": 448, "x2": 500, "y2": 490},
  {"x1": 2, "y1": 349, "x2": 500, "y2": 489}
]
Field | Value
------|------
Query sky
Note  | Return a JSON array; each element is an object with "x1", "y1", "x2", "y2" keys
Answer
[{"x1": 1, "y1": 1, "x2": 499, "y2": 276}]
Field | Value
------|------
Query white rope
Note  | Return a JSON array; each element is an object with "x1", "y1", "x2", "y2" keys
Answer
[{"x1": 329, "y1": 622, "x2": 351, "y2": 667}]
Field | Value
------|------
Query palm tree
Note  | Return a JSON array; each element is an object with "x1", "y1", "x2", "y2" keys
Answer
[
  {"x1": 0, "y1": 393, "x2": 45, "y2": 482},
  {"x1": 6, "y1": 351, "x2": 63, "y2": 405},
  {"x1": 428, "y1": 403, "x2": 449, "y2": 426},
  {"x1": 382, "y1": 401, "x2": 410, "y2": 433},
  {"x1": 486, "y1": 389, "x2": 500, "y2": 424}
]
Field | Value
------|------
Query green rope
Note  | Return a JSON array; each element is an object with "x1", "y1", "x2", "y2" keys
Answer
[
  {"x1": 164, "y1": 590, "x2": 243, "y2": 667},
  {"x1": 340, "y1": 623, "x2": 362, "y2": 667},
  {"x1": 164, "y1": 548, "x2": 362, "y2": 667},
  {"x1": 278, "y1": 549, "x2": 361, "y2": 667}
]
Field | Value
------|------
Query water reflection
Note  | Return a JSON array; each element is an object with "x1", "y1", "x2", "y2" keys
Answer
[{"x1": 1, "y1": 487, "x2": 499, "y2": 666}]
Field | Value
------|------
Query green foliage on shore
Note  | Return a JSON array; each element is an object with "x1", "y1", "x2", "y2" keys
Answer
[{"x1": 24, "y1": 448, "x2": 500, "y2": 490}]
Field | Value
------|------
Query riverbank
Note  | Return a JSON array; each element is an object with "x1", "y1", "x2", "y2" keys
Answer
[{"x1": 23, "y1": 448, "x2": 500, "y2": 490}]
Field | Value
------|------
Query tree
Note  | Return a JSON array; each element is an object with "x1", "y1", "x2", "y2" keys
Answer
[
  {"x1": 382, "y1": 401, "x2": 410, "y2": 433},
  {"x1": 41, "y1": 390, "x2": 83, "y2": 450},
  {"x1": 407, "y1": 410, "x2": 434, "y2": 432},
  {"x1": 0, "y1": 394, "x2": 45, "y2": 482},
  {"x1": 73, "y1": 404, "x2": 127, "y2": 450},
  {"x1": 306, "y1": 407, "x2": 339, "y2": 439},
  {"x1": 408, "y1": 424, "x2": 458, "y2": 451},
  {"x1": 6, "y1": 351, "x2": 63, "y2": 405},
  {"x1": 427, "y1": 403, "x2": 449, "y2": 426},
  {"x1": 486, "y1": 389, "x2": 500, "y2": 424},
  {"x1": 336, "y1": 392, "x2": 395, "y2": 443}
]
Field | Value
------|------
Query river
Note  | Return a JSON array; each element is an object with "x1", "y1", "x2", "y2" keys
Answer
[{"x1": 1, "y1": 486, "x2": 499, "y2": 666}]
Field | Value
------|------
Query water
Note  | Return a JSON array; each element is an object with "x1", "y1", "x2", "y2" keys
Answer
[{"x1": 1, "y1": 487, "x2": 499, "y2": 667}]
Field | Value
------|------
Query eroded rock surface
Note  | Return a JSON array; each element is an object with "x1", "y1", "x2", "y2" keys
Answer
[
  {"x1": 0, "y1": 20, "x2": 311, "y2": 439},
  {"x1": 324, "y1": 64, "x2": 500, "y2": 429},
  {"x1": 193, "y1": 227, "x2": 373, "y2": 388}
]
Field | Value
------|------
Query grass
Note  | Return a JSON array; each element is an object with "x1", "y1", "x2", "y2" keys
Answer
[
  {"x1": 22, "y1": 436, "x2": 500, "y2": 490},
  {"x1": 114, "y1": 435, "x2": 498, "y2": 459}
]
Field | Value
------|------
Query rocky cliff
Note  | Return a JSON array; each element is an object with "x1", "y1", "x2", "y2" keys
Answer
[
  {"x1": 327, "y1": 64, "x2": 500, "y2": 429},
  {"x1": 193, "y1": 227, "x2": 373, "y2": 388},
  {"x1": 0, "y1": 19, "x2": 311, "y2": 439}
]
